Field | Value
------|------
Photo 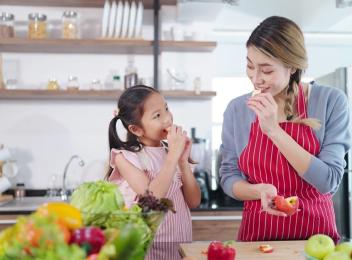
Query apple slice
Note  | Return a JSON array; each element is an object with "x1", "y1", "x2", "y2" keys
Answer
[
  {"x1": 273, "y1": 195, "x2": 300, "y2": 216},
  {"x1": 251, "y1": 89, "x2": 262, "y2": 97},
  {"x1": 259, "y1": 244, "x2": 274, "y2": 253}
]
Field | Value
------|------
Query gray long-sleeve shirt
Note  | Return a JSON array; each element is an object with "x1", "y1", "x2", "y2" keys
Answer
[{"x1": 220, "y1": 82, "x2": 352, "y2": 199}]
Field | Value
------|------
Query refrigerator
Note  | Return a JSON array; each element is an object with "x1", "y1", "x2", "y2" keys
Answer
[{"x1": 315, "y1": 67, "x2": 352, "y2": 240}]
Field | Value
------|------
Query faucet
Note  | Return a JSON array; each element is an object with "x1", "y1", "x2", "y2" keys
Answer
[{"x1": 61, "y1": 155, "x2": 84, "y2": 201}]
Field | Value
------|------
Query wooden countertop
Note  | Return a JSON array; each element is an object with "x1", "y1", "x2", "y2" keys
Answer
[{"x1": 180, "y1": 240, "x2": 307, "y2": 259}]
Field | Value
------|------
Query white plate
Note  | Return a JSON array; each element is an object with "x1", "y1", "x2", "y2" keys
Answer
[
  {"x1": 114, "y1": 0, "x2": 123, "y2": 38},
  {"x1": 101, "y1": 0, "x2": 111, "y2": 38},
  {"x1": 108, "y1": 0, "x2": 117, "y2": 37},
  {"x1": 127, "y1": 0, "x2": 137, "y2": 39},
  {"x1": 120, "y1": 1, "x2": 130, "y2": 38},
  {"x1": 134, "y1": 1, "x2": 143, "y2": 38}
]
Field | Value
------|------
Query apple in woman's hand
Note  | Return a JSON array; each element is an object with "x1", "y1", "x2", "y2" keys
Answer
[{"x1": 273, "y1": 195, "x2": 299, "y2": 216}]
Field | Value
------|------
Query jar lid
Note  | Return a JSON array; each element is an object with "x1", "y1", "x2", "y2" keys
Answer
[
  {"x1": 63, "y1": 11, "x2": 77, "y2": 18},
  {"x1": 28, "y1": 13, "x2": 47, "y2": 21},
  {"x1": 0, "y1": 12, "x2": 15, "y2": 21}
]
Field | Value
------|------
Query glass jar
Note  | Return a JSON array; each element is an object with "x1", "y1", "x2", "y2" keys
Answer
[
  {"x1": 62, "y1": 11, "x2": 78, "y2": 39},
  {"x1": 0, "y1": 12, "x2": 15, "y2": 38},
  {"x1": 47, "y1": 78, "x2": 60, "y2": 90},
  {"x1": 28, "y1": 13, "x2": 47, "y2": 39},
  {"x1": 15, "y1": 183, "x2": 26, "y2": 199},
  {"x1": 67, "y1": 76, "x2": 79, "y2": 90}
]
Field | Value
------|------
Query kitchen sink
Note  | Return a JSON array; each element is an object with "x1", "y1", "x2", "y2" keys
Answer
[{"x1": 0, "y1": 196, "x2": 64, "y2": 212}]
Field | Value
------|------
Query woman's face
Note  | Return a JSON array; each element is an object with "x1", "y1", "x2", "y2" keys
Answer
[{"x1": 246, "y1": 46, "x2": 293, "y2": 97}]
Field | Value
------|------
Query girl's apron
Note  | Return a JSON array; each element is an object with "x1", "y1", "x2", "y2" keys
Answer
[{"x1": 237, "y1": 84, "x2": 339, "y2": 242}]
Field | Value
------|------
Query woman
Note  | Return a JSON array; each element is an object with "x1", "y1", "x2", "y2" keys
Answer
[{"x1": 220, "y1": 16, "x2": 351, "y2": 242}]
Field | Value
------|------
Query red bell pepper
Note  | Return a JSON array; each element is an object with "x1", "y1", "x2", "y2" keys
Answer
[
  {"x1": 70, "y1": 227, "x2": 105, "y2": 255},
  {"x1": 207, "y1": 241, "x2": 236, "y2": 260}
]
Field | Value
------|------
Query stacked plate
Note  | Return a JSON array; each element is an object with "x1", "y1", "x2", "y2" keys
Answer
[{"x1": 101, "y1": 0, "x2": 144, "y2": 39}]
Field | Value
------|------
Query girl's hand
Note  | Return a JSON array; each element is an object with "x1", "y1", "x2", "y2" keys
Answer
[
  {"x1": 179, "y1": 135, "x2": 192, "y2": 165},
  {"x1": 257, "y1": 183, "x2": 287, "y2": 217},
  {"x1": 167, "y1": 125, "x2": 187, "y2": 160},
  {"x1": 247, "y1": 93, "x2": 280, "y2": 136}
]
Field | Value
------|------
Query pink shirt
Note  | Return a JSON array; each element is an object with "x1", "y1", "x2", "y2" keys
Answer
[{"x1": 109, "y1": 147, "x2": 192, "y2": 243}]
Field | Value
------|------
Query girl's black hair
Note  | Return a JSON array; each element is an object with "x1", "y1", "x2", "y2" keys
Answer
[{"x1": 106, "y1": 85, "x2": 158, "y2": 178}]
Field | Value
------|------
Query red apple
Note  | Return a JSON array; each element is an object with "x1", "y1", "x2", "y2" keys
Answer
[{"x1": 273, "y1": 195, "x2": 299, "y2": 215}]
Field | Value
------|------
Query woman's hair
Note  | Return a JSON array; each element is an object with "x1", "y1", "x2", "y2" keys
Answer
[
  {"x1": 247, "y1": 16, "x2": 321, "y2": 129},
  {"x1": 106, "y1": 85, "x2": 158, "y2": 178}
]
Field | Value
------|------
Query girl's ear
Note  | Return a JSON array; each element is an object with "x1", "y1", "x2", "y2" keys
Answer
[{"x1": 128, "y1": 125, "x2": 144, "y2": 137}]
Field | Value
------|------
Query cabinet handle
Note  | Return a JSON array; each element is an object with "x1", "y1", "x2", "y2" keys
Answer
[
  {"x1": 0, "y1": 220, "x2": 16, "y2": 224},
  {"x1": 191, "y1": 216, "x2": 242, "y2": 221}
]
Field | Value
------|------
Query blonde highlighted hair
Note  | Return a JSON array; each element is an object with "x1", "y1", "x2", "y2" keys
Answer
[{"x1": 247, "y1": 16, "x2": 321, "y2": 129}]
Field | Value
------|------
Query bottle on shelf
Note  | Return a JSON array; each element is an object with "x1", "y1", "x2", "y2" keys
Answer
[
  {"x1": 62, "y1": 11, "x2": 78, "y2": 39},
  {"x1": 0, "y1": 12, "x2": 15, "y2": 38},
  {"x1": 124, "y1": 56, "x2": 138, "y2": 89},
  {"x1": 47, "y1": 78, "x2": 60, "y2": 90},
  {"x1": 67, "y1": 76, "x2": 80, "y2": 90},
  {"x1": 112, "y1": 70, "x2": 122, "y2": 90},
  {"x1": 28, "y1": 13, "x2": 47, "y2": 39}
]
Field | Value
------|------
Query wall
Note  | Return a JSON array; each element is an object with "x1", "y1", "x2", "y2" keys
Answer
[{"x1": 0, "y1": 5, "x2": 214, "y2": 189}]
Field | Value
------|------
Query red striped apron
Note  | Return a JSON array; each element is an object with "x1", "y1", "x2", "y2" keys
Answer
[{"x1": 237, "y1": 84, "x2": 340, "y2": 242}]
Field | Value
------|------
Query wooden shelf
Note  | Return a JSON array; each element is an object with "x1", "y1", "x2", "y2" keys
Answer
[
  {"x1": 0, "y1": 38, "x2": 154, "y2": 54},
  {"x1": 0, "y1": 38, "x2": 217, "y2": 54},
  {"x1": 0, "y1": 0, "x2": 176, "y2": 9},
  {"x1": 0, "y1": 89, "x2": 216, "y2": 100},
  {"x1": 160, "y1": 40, "x2": 217, "y2": 52}
]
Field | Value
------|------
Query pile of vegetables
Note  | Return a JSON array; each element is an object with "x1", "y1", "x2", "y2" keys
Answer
[{"x1": 0, "y1": 181, "x2": 174, "y2": 260}]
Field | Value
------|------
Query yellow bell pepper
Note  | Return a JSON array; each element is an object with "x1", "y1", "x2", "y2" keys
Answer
[{"x1": 37, "y1": 202, "x2": 82, "y2": 230}]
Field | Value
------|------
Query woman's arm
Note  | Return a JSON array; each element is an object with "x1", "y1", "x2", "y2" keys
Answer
[{"x1": 247, "y1": 88, "x2": 351, "y2": 194}]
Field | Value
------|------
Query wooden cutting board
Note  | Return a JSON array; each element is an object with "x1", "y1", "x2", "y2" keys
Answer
[{"x1": 180, "y1": 240, "x2": 307, "y2": 260}]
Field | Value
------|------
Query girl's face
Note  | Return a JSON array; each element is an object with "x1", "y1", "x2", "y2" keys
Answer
[
  {"x1": 138, "y1": 92, "x2": 173, "y2": 146},
  {"x1": 246, "y1": 46, "x2": 294, "y2": 97}
]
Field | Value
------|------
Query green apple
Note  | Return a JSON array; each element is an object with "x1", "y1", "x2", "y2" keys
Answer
[
  {"x1": 335, "y1": 242, "x2": 352, "y2": 256},
  {"x1": 305, "y1": 234, "x2": 335, "y2": 260},
  {"x1": 323, "y1": 251, "x2": 349, "y2": 260}
]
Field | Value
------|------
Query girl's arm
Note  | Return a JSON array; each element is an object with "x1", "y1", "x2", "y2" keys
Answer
[
  {"x1": 114, "y1": 152, "x2": 179, "y2": 198},
  {"x1": 179, "y1": 161, "x2": 201, "y2": 209},
  {"x1": 114, "y1": 125, "x2": 187, "y2": 198}
]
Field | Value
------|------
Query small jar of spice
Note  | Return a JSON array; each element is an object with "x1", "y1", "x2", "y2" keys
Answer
[
  {"x1": 28, "y1": 13, "x2": 47, "y2": 39},
  {"x1": 0, "y1": 12, "x2": 15, "y2": 38},
  {"x1": 62, "y1": 11, "x2": 78, "y2": 39}
]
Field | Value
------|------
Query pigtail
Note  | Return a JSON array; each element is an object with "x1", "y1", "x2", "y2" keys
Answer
[{"x1": 282, "y1": 71, "x2": 321, "y2": 129}]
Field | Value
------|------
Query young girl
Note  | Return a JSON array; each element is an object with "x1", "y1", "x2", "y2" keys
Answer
[{"x1": 106, "y1": 85, "x2": 201, "y2": 246}]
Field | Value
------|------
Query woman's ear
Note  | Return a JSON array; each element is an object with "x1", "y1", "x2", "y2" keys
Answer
[
  {"x1": 128, "y1": 125, "x2": 144, "y2": 137},
  {"x1": 290, "y1": 67, "x2": 297, "y2": 75}
]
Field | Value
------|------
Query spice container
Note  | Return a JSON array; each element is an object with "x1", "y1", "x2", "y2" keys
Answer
[
  {"x1": 28, "y1": 13, "x2": 47, "y2": 39},
  {"x1": 47, "y1": 78, "x2": 60, "y2": 90},
  {"x1": 62, "y1": 11, "x2": 78, "y2": 39},
  {"x1": 0, "y1": 12, "x2": 15, "y2": 38},
  {"x1": 67, "y1": 76, "x2": 80, "y2": 90}
]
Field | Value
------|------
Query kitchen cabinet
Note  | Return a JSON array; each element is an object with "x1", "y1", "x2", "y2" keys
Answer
[
  {"x1": 0, "y1": 1, "x2": 217, "y2": 99},
  {"x1": 0, "y1": 214, "x2": 21, "y2": 231},
  {"x1": 191, "y1": 210, "x2": 242, "y2": 241}
]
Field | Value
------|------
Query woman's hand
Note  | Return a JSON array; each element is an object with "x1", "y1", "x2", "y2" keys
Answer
[
  {"x1": 247, "y1": 93, "x2": 280, "y2": 136},
  {"x1": 167, "y1": 125, "x2": 187, "y2": 160},
  {"x1": 257, "y1": 183, "x2": 287, "y2": 217}
]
